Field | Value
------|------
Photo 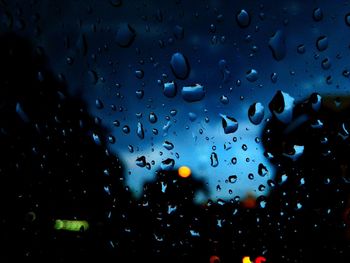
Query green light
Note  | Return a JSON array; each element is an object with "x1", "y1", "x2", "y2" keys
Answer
[{"x1": 54, "y1": 219, "x2": 89, "y2": 232}]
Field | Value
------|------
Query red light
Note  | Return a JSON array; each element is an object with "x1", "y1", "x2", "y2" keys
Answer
[{"x1": 255, "y1": 256, "x2": 266, "y2": 263}]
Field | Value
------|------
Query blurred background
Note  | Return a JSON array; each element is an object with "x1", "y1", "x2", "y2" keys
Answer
[{"x1": 1, "y1": 0, "x2": 350, "y2": 262}]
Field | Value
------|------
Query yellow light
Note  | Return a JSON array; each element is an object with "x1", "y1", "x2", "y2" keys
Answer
[
  {"x1": 242, "y1": 256, "x2": 252, "y2": 263},
  {"x1": 178, "y1": 166, "x2": 191, "y2": 178}
]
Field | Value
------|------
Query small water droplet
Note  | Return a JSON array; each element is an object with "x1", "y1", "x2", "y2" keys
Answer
[{"x1": 236, "y1": 9, "x2": 251, "y2": 28}]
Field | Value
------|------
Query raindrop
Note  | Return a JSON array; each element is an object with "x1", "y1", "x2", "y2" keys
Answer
[
  {"x1": 152, "y1": 128, "x2": 158, "y2": 135},
  {"x1": 88, "y1": 70, "x2": 98, "y2": 84},
  {"x1": 116, "y1": 23, "x2": 136, "y2": 47},
  {"x1": 246, "y1": 69, "x2": 258, "y2": 82},
  {"x1": 269, "y1": 30, "x2": 286, "y2": 61},
  {"x1": 218, "y1": 59, "x2": 231, "y2": 83},
  {"x1": 228, "y1": 175, "x2": 237, "y2": 183},
  {"x1": 170, "y1": 52, "x2": 190, "y2": 79},
  {"x1": 271, "y1": 72, "x2": 278, "y2": 83},
  {"x1": 173, "y1": 25, "x2": 184, "y2": 39},
  {"x1": 267, "y1": 179, "x2": 276, "y2": 188},
  {"x1": 220, "y1": 114, "x2": 238, "y2": 134},
  {"x1": 248, "y1": 102, "x2": 265, "y2": 125},
  {"x1": 258, "y1": 163, "x2": 268, "y2": 176},
  {"x1": 188, "y1": 112, "x2": 197, "y2": 121},
  {"x1": 122, "y1": 125, "x2": 130, "y2": 134},
  {"x1": 181, "y1": 84, "x2": 205, "y2": 102},
  {"x1": 136, "y1": 156, "x2": 147, "y2": 167},
  {"x1": 77, "y1": 33, "x2": 88, "y2": 56},
  {"x1": 297, "y1": 44, "x2": 306, "y2": 54},
  {"x1": 310, "y1": 93, "x2": 322, "y2": 111},
  {"x1": 269, "y1": 90, "x2": 295, "y2": 123},
  {"x1": 92, "y1": 133, "x2": 101, "y2": 145},
  {"x1": 108, "y1": 135, "x2": 115, "y2": 144},
  {"x1": 149, "y1": 112, "x2": 158, "y2": 123},
  {"x1": 16, "y1": 102, "x2": 29, "y2": 122},
  {"x1": 220, "y1": 95, "x2": 229, "y2": 104},
  {"x1": 248, "y1": 173, "x2": 254, "y2": 180},
  {"x1": 283, "y1": 145, "x2": 304, "y2": 161},
  {"x1": 345, "y1": 13, "x2": 350, "y2": 26},
  {"x1": 113, "y1": 120, "x2": 120, "y2": 127},
  {"x1": 161, "y1": 158, "x2": 175, "y2": 170},
  {"x1": 258, "y1": 184, "x2": 266, "y2": 191},
  {"x1": 137, "y1": 122, "x2": 144, "y2": 139},
  {"x1": 109, "y1": 0, "x2": 122, "y2": 7},
  {"x1": 231, "y1": 157, "x2": 237, "y2": 164},
  {"x1": 135, "y1": 70, "x2": 144, "y2": 79},
  {"x1": 136, "y1": 90, "x2": 144, "y2": 99},
  {"x1": 210, "y1": 152, "x2": 219, "y2": 167},
  {"x1": 316, "y1": 36, "x2": 328, "y2": 51},
  {"x1": 163, "y1": 140, "x2": 174, "y2": 150},
  {"x1": 321, "y1": 57, "x2": 331, "y2": 70},
  {"x1": 236, "y1": 9, "x2": 251, "y2": 28},
  {"x1": 95, "y1": 99, "x2": 103, "y2": 109},
  {"x1": 163, "y1": 81, "x2": 177, "y2": 98},
  {"x1": 313, "y1": 8, "x2": 323, "y2": 21}
]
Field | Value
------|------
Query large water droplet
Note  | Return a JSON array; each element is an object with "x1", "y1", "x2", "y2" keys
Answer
[
  {"x1": 116, "y1": 23, "x2": 136, "y2": 47},
  {"x1": 163, "y1": 140, "x2": 174, "y2": 150},
  {"x1": 248, "y1": 102, "x2": 265, "y2": 125},
  {"x1": 181, "y1": 84, "x2": 205, "y2": 102},
  {"x1": 236, "y1": 9, "x2": 251, "y2": 28},
  {"x1": 283, "y1": 145, "x2": 304, "y2": 161},
  {"x1": 269, "y1": 30, "x2": 286, "y2": 61},
  {"x1": 258, "y1": 163, "x2": 268, "y2": 176},
  {"x1": 220, "y1": 114, "x2": 238, "y2": 134},
  {"x1": 170, "y1": 52, "x2": 190, "y2": 79},
  {"x1": 269, "y1": 90, "x2": 295, "y2": 123},
  {"x1": 310, "y1": 93, "x2": 322, "y2": 111},
  {"x1": 316, "y1": 36, "x2": 328, "y2": 51},
  {"x1": 210, "y1": 152, "x2": 219, "y2": 167},
  {"x1": 161, "y1": 158, "x2": 175, "y2": 170},
  {"x1": 163, "y1": 81, "x2": 177, "y2": 98}
]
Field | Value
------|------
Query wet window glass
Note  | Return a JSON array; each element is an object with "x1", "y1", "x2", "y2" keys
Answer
[{"x1": 1, "y1": 0, "x2": 350, "y2": 262}]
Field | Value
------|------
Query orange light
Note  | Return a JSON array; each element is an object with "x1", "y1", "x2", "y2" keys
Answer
[
  {"x1": 178, "y1": 166, "x2": 191, "y2": 178},
  {"x1": 242, "y1": 256, "x2": 252, "y2": 263},
  {"x1": 242, "y1": 193, "x2": 257, "y2": 209},
  {"x1": 255, "y1": 256, "x2": 266, "y2": 263}
]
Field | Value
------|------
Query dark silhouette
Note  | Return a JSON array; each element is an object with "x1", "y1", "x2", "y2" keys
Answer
[
  {"x1": 0, "y1": 33, "x2": 132, "y2": 262},
  {"x1": 262, "y1": 92, "x2": 350, "y2": 263}
]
